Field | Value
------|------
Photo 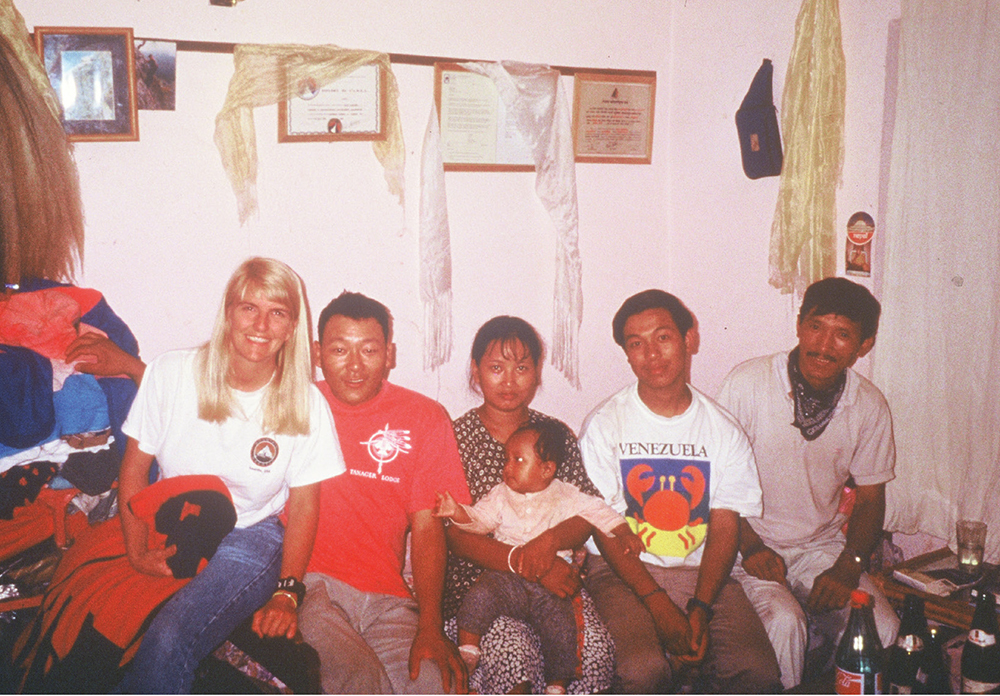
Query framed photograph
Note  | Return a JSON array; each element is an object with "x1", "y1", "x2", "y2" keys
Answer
[
  {"x1": 573, "y1": 72, "x2": 656, "y2": 164},
  {"x1": 278, "y1": 63, "x2": 386, "y2": 143},
  {"x1": 34, "y1": 27, "x2": 139, "y2": 141},
  {"x1": 434, "y1": 62, "x2": 534, "y2": 172},
  {"x1": 134, "y1": 39, "x2": 176, "y2": 111}
]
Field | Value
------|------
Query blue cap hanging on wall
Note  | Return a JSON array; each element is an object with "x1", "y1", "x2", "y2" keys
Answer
[{"x1": 736, "y1": 59, "x2": 783, "y2": 179}]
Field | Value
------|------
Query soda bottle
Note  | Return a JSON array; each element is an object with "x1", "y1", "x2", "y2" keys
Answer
[
  {"x1": 886, "y1": 595, "x2": 928, "y2": 694},
  {"x1": 961, "y1": 590, "x2": 1000, "y2": 694},
  {"x1": 836, "y1": 589, "x2": 884, "y2": 694},
  {"x1": 913, "y1": 626, "x2": 950, "y2": 695}
]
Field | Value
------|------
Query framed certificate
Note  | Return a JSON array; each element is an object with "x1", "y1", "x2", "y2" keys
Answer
[
  {"x1": 573, "y1": 72, "x2": 656, "y2": 164},
  {"x1": 278, "y1": 63, "x2": 385, "y2": 142},
  {"x1": 434, "y1": 62, "x2": 534, "y2": 172},
  {"x1": 34, "y1": 27, "x2": 139, "y2": 142}
]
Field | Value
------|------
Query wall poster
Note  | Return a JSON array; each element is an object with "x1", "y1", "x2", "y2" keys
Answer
[
  {"x1": 845, "y1": 211, "x2": 874, "y2": 277},
  {"x1": 573, "y1": 71, "x2": 656, "y2": 164},
  {"x1": 278, "y1": 63, "x2": 385, "y2": 142},
  {"x1": 433, "y1": 62, "x2": 534, "y2": 171},
  {"x1": 34, "y1": 27, "x2": 139, "y2": 141}
]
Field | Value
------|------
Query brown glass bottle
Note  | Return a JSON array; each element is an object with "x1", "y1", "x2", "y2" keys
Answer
[
  {"x1": 961, "y1": 591, "x2": 1000, "y2": 694},
  {"x1": 887, "y1": 595, "x2": 928, "y2": 694}
]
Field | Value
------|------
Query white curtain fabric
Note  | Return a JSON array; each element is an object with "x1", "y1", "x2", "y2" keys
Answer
[
  {"x1": 875, "y1": 0, "x2": 1000, "y2": 563},
  {"x1": 419, "y1": 62, "x2": 582, "y2": 384}
]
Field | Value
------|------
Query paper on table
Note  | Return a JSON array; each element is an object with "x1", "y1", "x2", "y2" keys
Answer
[{"x1": 893, "y1": 557, "x2": 980, "y2": 596}]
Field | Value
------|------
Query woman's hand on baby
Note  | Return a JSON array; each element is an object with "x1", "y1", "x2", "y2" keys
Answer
[
  {"x1": 432, "y1": 491, "x2": 457, "y2": 519},
  {"x1": 536, "y1": 558, "x2": 582, "y2": 598},
  {"x1": 518, "y1": 532, "x2": 560, "y2": 581}
]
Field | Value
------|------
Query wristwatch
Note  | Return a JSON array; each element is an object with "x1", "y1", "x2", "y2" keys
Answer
[
  {"x1": 275, "y1": 576, "x2": 306, "y2": 606},
  {"x1": 686, "y1": 597, "x2": 715, "y2": 622}
]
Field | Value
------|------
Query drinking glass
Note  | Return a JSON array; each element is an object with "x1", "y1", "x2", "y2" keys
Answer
[{"x1": 956, "y1": 519, "x2": 987, "y2": 576}]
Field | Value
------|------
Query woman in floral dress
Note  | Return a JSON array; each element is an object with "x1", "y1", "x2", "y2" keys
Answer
[{"x1": 443, "y1": 316, "x2": 615, "y2": 694}]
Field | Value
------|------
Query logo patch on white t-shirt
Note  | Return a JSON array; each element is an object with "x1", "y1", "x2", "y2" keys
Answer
[{"x1": 250, "y1": 437, "x2": 279, "y2": 468}]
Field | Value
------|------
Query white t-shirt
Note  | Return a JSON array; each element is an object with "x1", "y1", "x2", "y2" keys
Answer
[
  {"x1": 579, "y1": 382, "x2": 762, "y2": 568},
  {"x1": 123, "y1": 349, "x2": 345, "y2": 528},
  {"x1": 717, "y1": 351, "x2": 895, "y2": 550}
]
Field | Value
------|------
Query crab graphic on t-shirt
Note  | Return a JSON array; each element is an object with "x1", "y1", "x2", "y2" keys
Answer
[{"x1": 621, "y1": 458, "x2": 710, "y2": 558}]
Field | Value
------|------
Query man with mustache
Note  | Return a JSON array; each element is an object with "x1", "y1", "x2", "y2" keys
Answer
[{"x1": 717, "y1": 277, "x2": 899, "y2": 689}]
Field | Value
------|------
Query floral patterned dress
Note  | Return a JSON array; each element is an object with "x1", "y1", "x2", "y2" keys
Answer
[{"x1": 444, "y1": 409, "x2": 615, "y2": 694}]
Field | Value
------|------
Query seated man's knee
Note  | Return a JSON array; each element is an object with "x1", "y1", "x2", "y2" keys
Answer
[
  {"x1": 400, "y1": 659, "x2": 446, "y2": 695},
  {"x1": 768, "y1": 594, "x2": 808, "y2": 643},
  {"x1": 615, "y1": 641, "x2": 671, "y2": 694},
  {"x1": 322, "y1": 652, "x2": 392, "y2": 694}
]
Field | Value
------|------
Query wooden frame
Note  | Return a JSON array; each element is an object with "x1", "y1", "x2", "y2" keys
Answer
[
  {"x1": 433, "y1": 62, "x2": 534, "y2": 172},
  {"x1": 573, "y1": 72, "x2": 655, "y2": 164},
  {"x1": 34, "y1": 27, "x2": 139, "y2": 142},
  {"x1": 278, "y1": 63, "x2": 387, "y2": 143}
]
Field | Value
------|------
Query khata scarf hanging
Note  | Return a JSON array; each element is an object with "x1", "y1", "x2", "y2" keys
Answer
[
  {"x1": 215, "y1": 44, "x2": 404, "y2": 224},
  {"x1": 419, "y1": 101, "x2": 452, "y2": 371},
  {"x1": 419, "y1": 61, "x2": 582, "y2": 384},
  {"x1": 769, "y1": 0, "x2": 845, "y2": 296}
]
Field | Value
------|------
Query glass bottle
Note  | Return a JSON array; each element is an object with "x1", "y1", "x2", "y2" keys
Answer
[
  {"x1": 836, "y1": 589, "x2": 884, "y2": 694},
  {"x1": 961, "y1": 590, "x2": 1000, "y2": 694},
  {"x1": 887, "y1": 595, "x2": 928, "y2": 694},
  {"x1": 913, "y1": 626, "x2": 950, "y2": 695}
]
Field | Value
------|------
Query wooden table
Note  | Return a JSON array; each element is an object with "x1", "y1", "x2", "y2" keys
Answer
[{"x1": 875, "y1": 547, "x2": 998, "y2": 631}]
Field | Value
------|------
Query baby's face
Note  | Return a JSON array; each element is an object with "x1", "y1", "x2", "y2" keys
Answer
[{"x1": 503, "y1": 430, "x2": 554, "y2": 494}]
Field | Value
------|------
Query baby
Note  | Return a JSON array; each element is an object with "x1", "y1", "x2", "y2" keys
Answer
[{"x1": 434, "y1": 420, "x2": 642, "y2": 694}]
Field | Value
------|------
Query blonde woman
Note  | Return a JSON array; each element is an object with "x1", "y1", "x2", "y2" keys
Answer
[{"x1": 116, "y1": 257, "x2": 345, "y2": 693}]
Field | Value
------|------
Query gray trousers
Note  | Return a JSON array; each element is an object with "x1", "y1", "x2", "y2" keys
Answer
[
  {"x1": 458, "y1": 570, "x2": 582, "y2": 684},
  {"x1": 298, "y1": 573, "x2": 445, "y2": 694},
  {"x1": 583, "y1": 556, "x2": 782, "y2": 694}
]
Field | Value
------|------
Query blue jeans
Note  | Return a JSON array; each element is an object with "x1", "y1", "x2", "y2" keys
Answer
[{"x1": 119, "y1": 516, "x2": 284, "y2": 694}]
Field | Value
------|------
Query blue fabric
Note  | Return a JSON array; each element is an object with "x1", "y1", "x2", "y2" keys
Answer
[
  {"x1": 118, "y1": 515, "x2": 284, "y2": 694},
  {"x1": 98, "y1": 376, "x2": 139, "y2": 468},
  {"x1": 0, "y1": 372, "x2": 113, "y2": 461},
  {"x1": 0, "y1": 344, "x2": 54, "y2": 449},
  {"x1": 11, "y1": 280, "x2": 139, "y2": 487},
  {"x1": 81, "y1": 296, "x2": 140, "y2": 359},
  {"x1": 54, "y1": 373, "x2": 109, "y2": 435}
]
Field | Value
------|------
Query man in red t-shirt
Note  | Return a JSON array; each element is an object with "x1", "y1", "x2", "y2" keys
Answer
[{"x1": 299, "y1": 291, "x2": 471, "y2": 694}]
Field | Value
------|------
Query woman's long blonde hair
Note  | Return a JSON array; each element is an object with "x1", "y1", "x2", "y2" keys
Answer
[{"x1": 197, "y1": 257, "x2": 313, "y2": 435}]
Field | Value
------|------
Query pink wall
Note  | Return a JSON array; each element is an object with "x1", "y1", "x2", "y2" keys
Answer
[{"x1": 18, "y1": 0, "x2": 901, "y2": 433}]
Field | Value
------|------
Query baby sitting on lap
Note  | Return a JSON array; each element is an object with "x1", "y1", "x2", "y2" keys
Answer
[{"x1": 434, "y1": 420, "x2": 641, "y2": 695}]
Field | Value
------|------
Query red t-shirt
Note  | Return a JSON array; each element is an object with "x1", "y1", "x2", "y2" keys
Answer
[{"x1": 309, "y1": 381, "x2": 471, "y2": 598}]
